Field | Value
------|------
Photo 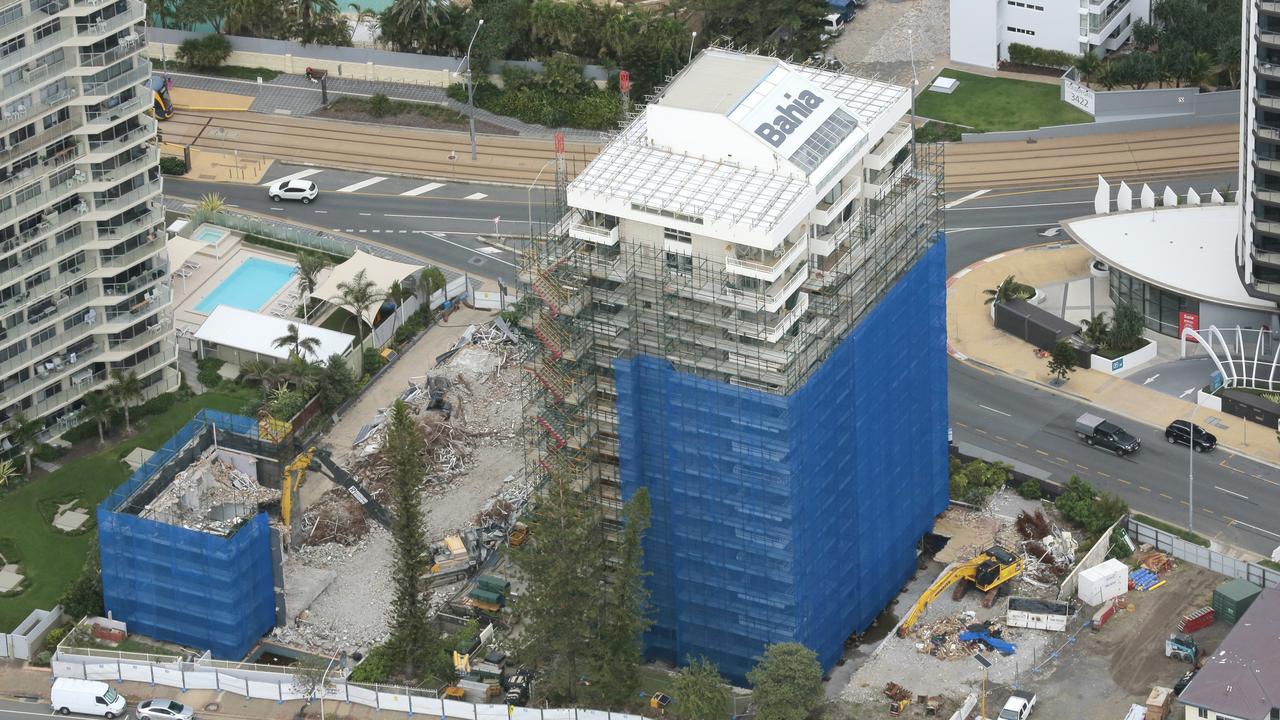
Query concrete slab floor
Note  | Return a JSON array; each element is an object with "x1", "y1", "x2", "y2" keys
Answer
[{"x1": 0, "y1": 569, "x2": 24, "y2": 592}]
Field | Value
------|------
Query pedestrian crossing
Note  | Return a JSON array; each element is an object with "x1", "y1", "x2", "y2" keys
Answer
[{"x1": 260, "y1": 165, "x2": 500, "y2": 200}]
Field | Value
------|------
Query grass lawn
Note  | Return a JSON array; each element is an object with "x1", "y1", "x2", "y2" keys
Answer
[
  {"x1": 169, "y1": 63, "x2": 281, "y2": 82},
  {"x1": 914, "y1": 69, "x2": 1093, "y2": 133},
  {"x1": 0, "y1": 388, "x2": 255, "y2": 630},
  {"x1": 322, "y1": 96, "x2": 469, "y2": 126}
]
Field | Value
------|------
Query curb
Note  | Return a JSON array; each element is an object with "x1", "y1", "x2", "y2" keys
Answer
[{"x1": 947, "y1": 247, "x2": 1280, "y2": 477}]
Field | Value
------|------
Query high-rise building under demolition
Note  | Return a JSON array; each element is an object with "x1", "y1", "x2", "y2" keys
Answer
[
  {"x1": 0, "y1": 0, "x2": 175, "y2": 444},
  {"x1": 521, "y1": 49, "x2": 948, "y2": 681}
]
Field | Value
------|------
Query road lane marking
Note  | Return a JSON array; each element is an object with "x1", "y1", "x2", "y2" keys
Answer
[
  {"x1": 415, "y1": 230, "x2": 519, "y2": 268},
  {"x1": 261, "y1": 168, "x2": 322, "y2": 186},
  {"x1": 1115, "y1": 477, "x2": 1129, "y2": 484},
  {"x1": 464, "y1": 192, "x2": 488, "y2": 200},
  {"x1": 956, "y1": 421, "x2": 969, "y2": 428},
  {"x1": 1016, "y1": 442, "x2": 1029, "y2": 448},
  {"x1": 947, "y1": 222, "x2": 1060, "y2": 233},
  {"x1": 358, "y1": 212, "x2": 372, "y2": 216},
  {"x1": 477, "y1": 247, "x2": 503, "y2": 254},
  {"x1": 270, "y1": 206, "x2": 284, "y2": 210},
  {"x1": 975, "y1": 428, "x2": 988, "y2": 434},
  {"x1": 336, "y1": 176, "x2": 387, "y2": 193},
  {"x1": 313, "y1": 209, "x2": 327, "y2": 214},
  {"x1": 1160, "y1": 493, "x2": 1174, "y2": 500},
  {"x1": 944, "y1": 189, "x2": 991, "y2": 209},
  {"x1": 1202, "y1": 507, "x2": 1213, "y2": 514},
  {"x1": 994, "y1": 435, "x2": 1008, "y2": 442},
  {"x1": 402, "y1": 182, "x2": 446, "y2": 196},
  {"x1": 1054, "y1": 457, "x2": 1069, "y2": 464},
  {"x1": 978, "y1": 404, "x2": 1010, "y2": 416},
  {"x1": 946, "y1": 198, "x2": 1090, "y2": 212},
  {"x1": 1035, "y1": 449, "x2": 1049, "y2": 456},
  {"x1": 1098, "y1": 471, "x2": 1111, "y2": 477},
  {"x1": 1215, "y1": 485, "x2": 1250, "y2": 500},
  {"x1": 1076, "y1": 464, "x2": 1088, "y2": 471},
  {"x1": 1139, "y1": 485, "x2": 1151, "y2": 492},
  {"x1": 1230, "y1": 519, "x2": 1280, "y2": 539}
]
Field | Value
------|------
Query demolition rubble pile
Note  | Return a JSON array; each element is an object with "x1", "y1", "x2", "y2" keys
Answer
[
  {"x1": 140, "y1": 448, "x2": 279, "y2": 535},
  {"x1": 909, "y1": 613, "x2": 1009, "y2": 660},
  {"x1": 1007, "y1": 510, "x2": 1078, "y2": 589},
  {"x1": 279, "y1": 320, "x2": 534, "y2": 652}
]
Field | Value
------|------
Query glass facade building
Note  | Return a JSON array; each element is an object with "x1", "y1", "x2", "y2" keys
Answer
[{"x1": 1108, "y1": 268, "x2": 1200, "y2": 337}]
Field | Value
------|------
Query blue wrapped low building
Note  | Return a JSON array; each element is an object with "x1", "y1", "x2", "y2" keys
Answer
[
  {"x1": 98, "y1": 410, "x2": 284, "y2": 659},
  {"x1": 523, "y1": 49, "x2": 948, "y2": 682}
]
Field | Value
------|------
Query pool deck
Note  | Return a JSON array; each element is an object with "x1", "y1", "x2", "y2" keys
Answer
[{"x1": 173, "y1": 243, "x2": 304, "y2": 336}]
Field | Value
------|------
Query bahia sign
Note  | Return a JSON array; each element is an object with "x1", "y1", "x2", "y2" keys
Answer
[
  {"x1": 754, "y1": 90, "x2": 825, "y2": 148},
  {"x1": 730, "y1": 69, "x2": 841, "y2": 158}
]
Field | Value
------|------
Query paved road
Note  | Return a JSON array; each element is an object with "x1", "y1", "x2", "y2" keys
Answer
[
  {"x1": 164, "y1": 167, "x2": 560, "y2": 287},
  {"x1": 944, "y1": 173, "x2": 1280, "y2": 557}
]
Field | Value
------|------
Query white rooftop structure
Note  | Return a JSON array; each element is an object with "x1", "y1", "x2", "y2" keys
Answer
[
  {"x1": 1062, "y1": 204, "x2": 1274, "y2": 311},
  {"x1": 195, "y1": 306, "x2": 356, "y2": 363},
  {"x1": 569, "y1": 48, "x2": 910, "y2": 246},
  {"x1": 312, "y1": 250, "x2": 425, "y2": 322}
]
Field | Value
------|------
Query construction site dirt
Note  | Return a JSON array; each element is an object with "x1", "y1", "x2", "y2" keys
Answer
[
  {"x1": 833, "y1": 491, "x2": 1231, "y2": 720},
  {"x1": 275, "y1": 313, "x2": 533, "y2": 654}
]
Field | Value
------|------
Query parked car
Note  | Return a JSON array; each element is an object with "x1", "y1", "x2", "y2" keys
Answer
[
  {"x1": 267, "y1": 178, "x2": 319, "y2": 204},
  {"x1": 51, "y1": 678, "x2": 127, "y2": 719},
  {"x1": 998, "y1": 690, "x2": 1037, "y2": 720},
  {"x1": 1164, "y1": 419, "x2": 1217, "y2": 452},
  {"x1": 1075, "y1": 413, "x2": 1140, "y2": 455},
  {"x1": 136, "y1": 700, "x2": 196, "y2": 720},
  {"x1": 1174, "y1": 668, "x2": 1197, "y2": 696}
]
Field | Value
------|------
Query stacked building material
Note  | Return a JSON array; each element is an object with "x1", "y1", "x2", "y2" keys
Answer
[
  {"x1": 1128, "y1": 568, "x2": 1164, "y2": 591},
  {"x1": 1177, "y1": 607, "x2": 1215, "y2": 633}
]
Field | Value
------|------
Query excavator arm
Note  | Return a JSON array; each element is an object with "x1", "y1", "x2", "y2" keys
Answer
[{"x1": 897, "y1": 558, "x2": 980, "y2": 636}]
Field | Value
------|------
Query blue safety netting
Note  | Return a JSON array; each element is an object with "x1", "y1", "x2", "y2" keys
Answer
[
  {"x1": 614, "y1": 240, "x2": 949, "y2": 683},
  {"x1": 98, "y1": 410, "x2": 276, "y2": 659}
]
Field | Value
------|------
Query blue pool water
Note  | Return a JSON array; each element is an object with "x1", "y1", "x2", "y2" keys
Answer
[
  {"x1": 196, "y1": 258, "x2": 296, "y2": 314},
  {"x1": 194, "y1": 227, "x2": 226, "y2": 244}
]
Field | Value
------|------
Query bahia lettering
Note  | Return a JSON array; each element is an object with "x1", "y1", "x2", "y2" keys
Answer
[{"x1": 754, "y1": 91, "x2": 824, "y2": 148}]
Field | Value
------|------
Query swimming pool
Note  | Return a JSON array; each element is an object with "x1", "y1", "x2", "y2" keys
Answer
[
  {"x1": 195, "y1": 257, "x2": 296, "y2": 314},
  {"x1": 194, "y1": 227, "x2": 228, "y2": 244}
]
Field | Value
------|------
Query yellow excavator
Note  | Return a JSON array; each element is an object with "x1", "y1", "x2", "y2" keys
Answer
[{"x1": 897, "y1": 546, "x2": 1024, "y2": 637}]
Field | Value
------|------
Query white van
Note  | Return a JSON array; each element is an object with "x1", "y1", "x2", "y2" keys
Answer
[{"x1": 51, "y1": 678, "x2": 127, "y2": 718}]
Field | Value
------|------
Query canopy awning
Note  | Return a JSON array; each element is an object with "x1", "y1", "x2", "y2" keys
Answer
[
  {"x1": 195, "y1": 305, "x2": 355, "y2": 363},
  {"x1": 166, "y1": 235, "x2": 204, "y2": 272},
  {"x1": 311, "y1": 250, "x2": 425, "y2": 323}
]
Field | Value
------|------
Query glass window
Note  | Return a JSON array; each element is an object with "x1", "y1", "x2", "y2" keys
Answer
[
  {"x1": 0, "y1": 34, "x2": 25, "y2": 58},
  {"x1": 665, "y1": 252, "x2": 692, "y2": 275},
  {"x1": 0, "y1": 4, "x2": 22, "y2": 31},
  {"x1": 33, "y1": 18, "x2": 59, "y2": 41},
  {"x1": 663, "y1": 227, "x2": 691, "y2": 244}
]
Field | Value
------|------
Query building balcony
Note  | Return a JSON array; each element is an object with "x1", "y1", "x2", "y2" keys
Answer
[
  {"x1": 83, "y1": 93, "x2": 146, "y2": 129},
  {"x1": 0, "y1": 114, "x2": 76, "y2": 162},
  {"x1": 95, "y1": 239, "x2": 162, "y2": 274},
  {"x1": 1260, "y1": 59, "x2": 1280, "y2": 82},
  {"x1": 2, "y1": 56, "x2": 70, "y2": 100},
  {"x1": 1260, "y1": 30, "x2": 1280, "y2": 49},
  {"x1": 1254, "y1": 216, "x2": 1280, "y2": 238},
  {"x1": 568, "y1": 221, "x2": 620, "y2": 246},
  {"x1": 724, "y1": 238, "x2": 806, "y2": 283},
  {"x1": 864, "y1": 122, "x2": 912, "y2": 173},
  {"x1": 28, "y1": 368, "x2": 108, "y2": 418},
  {"x1": 94, "y1": 207, "x2": 160, "y2": 243},
  {"x1": 104, "y1": 322, "x2": 165, "y2": 357},
  {"x1": 1256, "y1": 125, "x2": 1280, "y2": 144},
  {"x1": 102, "y1": 266, "x2": 165, "y2": 299},
  {"x1": 1257, "y1": 189, "x2": 1280, "y2": 207},
  {"x1": 74, "y1": 1, "x2": 143, "y2": 39},
  {"x1": 1256, "y1": 155, "x2": 1280, "y2": 175},
  {"x1": 0, "y1": 305, "x2": 98, "y2": 377},
  {"x1": 1253, "y1": 244, "x2": 1280, "y2": 269},
  {"x1": 1249, "y1": 278, "x2": 1280, "y2": 302},
  {"x1": 110, "y1": 345, "x2": 174, "y2": 376},
  {"x1": 759, "y1": 292, "x2": 809, "y2": 343},
  {"x1": 724, "y1": 264, "x2": 810, "y2": 314},
  {"x1": 80, "y1": 61, "x2": 150, "y2": 103},
  {"x1": 0, "y1": 0, "x2": 71, "y2": 40},
  {"x1": 86, "y1": 118, "x2": 153, "y2": 160},
  {"x1": 89, "y1": 145, "x2": 156, "y2": 186},
  {"x1": 90, "y1": 179, "x2": 159, "y2": 218},
  {"x1": 1263, "y1": 0, "x2": 1280, "y2": 14},
  {"x1": 1088, "y1": 0, "x2": 1130, "y2": 34},
  {"x1": 0, "y1": 22, "x2": 78, "y2": 78}
]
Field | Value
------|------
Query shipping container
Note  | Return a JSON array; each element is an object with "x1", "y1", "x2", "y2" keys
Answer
[
  {"x1": 1007, "y1": 597, "x2": 1071, "y2": 631},
  {"x1": 477, "y1": 575, "x2": 511, "y2": 594},
  {"x1": 1212, "y1": 579, "x2": 1262, "y2": 624}
]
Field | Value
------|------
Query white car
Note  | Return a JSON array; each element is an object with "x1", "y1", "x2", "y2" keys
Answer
[
  {"x1": 136, "y1": 700, "x2": 196, "y2": 720},
  {"x1": 268, "y1": 179, "x2": 319, "y2": 204}
]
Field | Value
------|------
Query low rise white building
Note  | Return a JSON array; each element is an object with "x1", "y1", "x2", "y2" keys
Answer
[{"x1": 950, "y1": 0, "x2": 1151, "y2": 69}]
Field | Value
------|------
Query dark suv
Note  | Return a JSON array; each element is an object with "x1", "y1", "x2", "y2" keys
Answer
[{"x1": 1165, "y1": 419, "x2": 1217, "y2": 453}]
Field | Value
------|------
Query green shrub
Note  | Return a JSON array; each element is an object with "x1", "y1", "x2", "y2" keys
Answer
[
  {"x1": 367, "y1": 93, "x2": 393, "y2": 118},
  {"x1": 1018, "y1": 478, "x2": 1042, "y2": 500},
  {"x1": 1259, "y1": 558, "x2": 1280, "y2": 571},
  {"x1": 1133, "y1": 514, "x2": 1210, "y2": 547},
  {"x1": 62, "y1": 420, "x2": 101, "y2": 445},
  {"x1": 176, "y1": 34, "x2": 232, "y2": 71},
  {"x1": 159, "y1": 157, "x2": 187, "y2": 176},
  {"x1": 44, "y1": 626, "x2": 67, "y2": 647},
  {"x1": 135, "y1": 392, "x2": 177, "y2": 419},
  {"x1": 362, "y1": 347, "x2": 387, "y2": 375},
  {"x1": 449, "y1": 80, "x2": 621, "y2": 131},
  {"x1": 915, "y1": 121, "x2": 965, "y2": 143},
  {"x1": 1057, "y1": 476, "x2": 1129, "y2": 536},
  {"x1": 317, "y1": 355, "x2": 357, "y2": 412},
  {"x1": 242, "y1": 234, "x2": 349, "y2": 264},
  {"x1": 1007, "y1": 42, "x2": 1079, "y2": 69},
  {"x1": 949, "y1": 458, "x2": 1010, "y2": 506},
  {"x1": 197, "y1": 357, "x2": 226, "y2": 388},
  {"x1": 349, "y1": 644, "x2": 393, "y2": 683},
  {"x1": 34, "y1": 444, "x2": 64, "y2": 462}
]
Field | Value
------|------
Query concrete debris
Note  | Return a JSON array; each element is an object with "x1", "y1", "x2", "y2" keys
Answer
[
  {"x1": 279, "y1": 319, "x2": 532, "y2": 654},
  {"x1": 140, "y1": 447, "x2": 279, "y2": 535}
]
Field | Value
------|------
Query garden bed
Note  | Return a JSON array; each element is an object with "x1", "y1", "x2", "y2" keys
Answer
[
  {"x1": 916, "y1": 69, "x2": 1092, "y2": 132},
  {"x1": 312, "y1": 96, "x2": 515, "y2": 135}
]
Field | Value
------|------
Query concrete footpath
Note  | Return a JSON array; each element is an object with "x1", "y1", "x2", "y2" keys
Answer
[{"x1": 947, "y1": 242, "x2": 1280, "y2": 469}]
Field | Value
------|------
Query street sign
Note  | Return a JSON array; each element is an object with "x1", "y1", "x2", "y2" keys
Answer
[
  {"x1": 1210, "y1": 371, "x2": 1223, "y2": 393},
  {"x1": 619, "y1": 70, "x2": 631, "y2": 92},
  {"x1": 1112, "y1": 357, "x2": 1124, "y2": 372}
]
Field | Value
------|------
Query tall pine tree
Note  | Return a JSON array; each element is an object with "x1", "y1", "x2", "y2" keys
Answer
[
  {"x1": 590, "y1": 488, "x2": 653, "y2": 706},
  {"x1": 385, "y1": 400, "x2": 447, "y2": 680}
]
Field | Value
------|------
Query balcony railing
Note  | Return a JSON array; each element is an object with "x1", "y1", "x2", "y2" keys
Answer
[
  {"x1": 75, "y1": 1, "x2": 143, "y2": 37},
  {"x1": 80, "y1": 38, "x2": 140, "y2": 68},
  {"x1": 99, "y1": 237, "x2": 161, "y2": 270},
  {"x1": 0, "y1": 22, "x2": 77, "y2": 77},
  {"x1": 761, "y1": 291, "x2": 809, "y2": 344},
  {"x1": 102, "y1": 266, "x2": 164, "y2": 297},
  {"x1": 90, "y1": 145, "x2": 155, "y2": 183},
  {"x1": 81, "y1": 60, "x2": 150, "y2": 101},
  {"x1": 0, "y1": 176, "x2": 84, "y2": 228},
  {"x1": 1089, "y1": 0, "x2": 1129, "y2": 32},
  {"x1": 96, "y1": 208, "x2": 159, "y2": 241},
  {"x1": 568, "y1": 222, "x2": 619, "y2": 246},
  {"x1": 92, "y1": 179, "x2": 159, "y2": 216},
  {"x1": 724, "y1": 238, "x2": 806, "y2": 282},
  {"x1": 0, "y1": 114, "x2": 75, "y2": 160},
  {"x1": 84, "y1": 92, "x2": 145, "y2": 127},
  {"x1": 724, "y1": 263, "x2": 809, "y2": 313},
  {"x1": 106, "y1": 322, "x2": 164, "y2": 353},
  {"x1": 2, "y1": 56, "x2": 70, "y2": 98},
  {"x1": 112, "y1": 346, "x2": 174, "y2": 376},
  {"x1": 87, "y1": 118, "x2": 153, "y2": 156},
  {"x1": 29, "y1": 368, "x2": 108, "y2": 416}
]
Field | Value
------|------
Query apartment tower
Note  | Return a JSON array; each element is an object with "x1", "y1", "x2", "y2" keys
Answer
[
  {"x1": 0, "y1": 0, "x2": 175, "y2": 447},
  {"x1": 521, "y1": 49, "x2": 949, "y2": 681}
]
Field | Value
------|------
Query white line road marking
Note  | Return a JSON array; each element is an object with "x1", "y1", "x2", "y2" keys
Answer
[
  {"x1": 978, "y1": 404, "x2": 1011, "y2": 417},
  {"x1": 1230, "y1": 519, "x2": 1280, "y2": 538},
  {"x1": 371, "y1": 229, "x2": 380, "y2": 233},
  {"x1": 345, "y1": 228, "x2": 354, "y2": 232},
  {"x1": 402, "y1": 182, "x2": 446, "y2": 196},
  {"x1": 313, "y1": 209, "x2": 328, "y2": 214},
  {"x1": 464, "y1": 192, "x2": 488, "y2": 200},
  {"x1": 226, "y1": 204, "x2": 240, "y2": 208},
  {"x1": 1215, "y1": 485, "x2": 1250, "y2": 501},
  {"x1": 949, "y1": 199, "x2": 1091, "y2": 212},
  {"x1": 358, "y1": 212, "x2": 372, "y2": 216},
  {"x1": 260, "y1": 168, "x2": 322, "y2": 186},
  {"x1": 1180, "y1": 387, "x2": 1197, "y2": 398},
  {"x1": 399, "y1": 229, "x2": 407, "y2": 233},
  {"x1": 416, "y1": 230, "x2": 518, "y2": 268},
  {"x1": 270, "y1": 206, "x2": 284, "y2": 211},
  {"x1": 477, "y1": 247, "x2": 503, "y2": 254},
  {"x1": 1143, "y1": 374, "x2": 1160, "y2": 385},
  {"x1": 944, "y1": 189, "x2": 990, "y2": 209},
  {"x1": 946, "y1": 223, "x2": 1059, "y2": 233},
  {"x1": 337, "y1": 176, "x2": 387, "y2": 193},
  {"x1": 953, "y1": 268, "x2": 972, "y2": 279}
]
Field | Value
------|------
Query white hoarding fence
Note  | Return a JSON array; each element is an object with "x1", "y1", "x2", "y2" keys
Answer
[{"x1": 1126, "y1": 517, "x2": 1280, "y2": 588}]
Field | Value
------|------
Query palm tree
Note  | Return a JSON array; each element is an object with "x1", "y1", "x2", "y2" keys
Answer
[
  {"x1": 1096, "y1": 61, "x2": 1120, "y2": 91},
  {"x1": 384, "y1": 279, "x2": 413, "y2": 334},
  {"x1": 240, "y1": 359, "x2": 275, "y2": 389},
  {"x1": 384, "y1": 0, "x2": 447, "y2": 48},
  {"x1": 983, "y1": 275, "x2": 1035, "y2": 305},
  {"x1": 296, "y1": 252, "x2": 329, "y2": 318},
  {"x1": 348, "y1": 1, "x2": 381, "y2": 34},
  {"x1": 0, "y1": 458, "x2": 17, "y2": 488},
  {"x1": 419, "y1": 266, "x2": 446, "y2": 301},
  {"x1": 1080, "y1": 312, "x2": 1111, "y2": 348},
  {"x1": 273, "y1": 322, "x2": 323, "y2": 360},
  {"x1": 5, "y1": 412, "x2": 42, "y2": 476},
  {"x1": 82, "y1": 391, "x2": 116, "y2": 445},
  {"x1": 295, "y1": 0, "x2": 342, "y2": 43},
  {"x1": 337, "y1": 269, "x2": 378, "y2": 350},
  {"x1": 109, "y1": 370, "x2": 144, "y2": 434},
  {"x1": 1187, "y1": 51, "x2": 1214, "y2": 89},
  {"x1": 1072, "y1": 53, "x2": 1102, "y2": 85}
]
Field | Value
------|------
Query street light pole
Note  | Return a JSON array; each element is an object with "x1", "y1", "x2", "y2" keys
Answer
[
  {"x1": 689, "y1": 31, "x2": 697, "y2": 64},
  {"x1": 907, "y1": 29, "x2": 919, "y2": 171},
  {"x1": 463, "y1": 19, "x2": 485, "y2": 162},
  {"x1": 527, "y1": 159, "x2": 556, "y2": 238},
  {"x1": 1187, "y1": 405, "x2": 1197, "y2": 532},
  {"x1": 318, "y1": 653, "x2": 336, "y2": 720}
]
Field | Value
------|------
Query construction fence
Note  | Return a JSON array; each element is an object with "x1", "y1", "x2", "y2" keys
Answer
[
  {"x1": 1125, "y1": 517, "x2": 1280, "y2": 589},
  {"x1": 0, "y1": 607, "x2": 63, "y2": 660},
  {"x1": 53, "y1": 649, "x2": 652, "y2": 720},
  {"x1": 1056, "y1": 516, "x2": 1125, "y2": 601}
]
